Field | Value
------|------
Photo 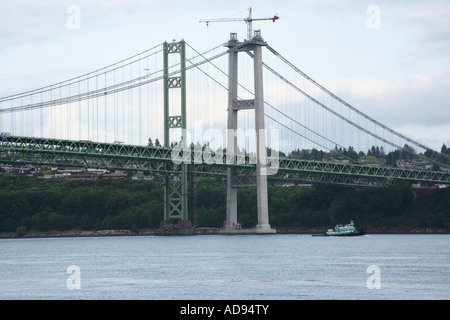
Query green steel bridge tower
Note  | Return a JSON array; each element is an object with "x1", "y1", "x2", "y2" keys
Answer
[{"x1": 163, "y1": 40, "x2": 189, "y2": 224}]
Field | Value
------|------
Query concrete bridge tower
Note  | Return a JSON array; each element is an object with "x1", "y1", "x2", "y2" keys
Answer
[{"x1": 223, "y1": 31, "x2": 276, "y2": 234}]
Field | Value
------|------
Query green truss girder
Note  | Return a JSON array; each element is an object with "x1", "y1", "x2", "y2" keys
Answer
[
  {"x1": 2, "y1": 135, "x2": 450, "y2": 187},
  {"x1": 0, "y1": 136, "x2": 172, "y2": 172},
  {"x1": 275, "y1": 158, "x2": 450, "y2": 185}
]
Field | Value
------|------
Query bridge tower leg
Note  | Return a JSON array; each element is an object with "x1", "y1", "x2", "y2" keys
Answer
[
  {"x1": 160, "y1": 40, "x2": 191, "y2": 233},
  {"x1": 253, "y1": 36, "x2": 272, "y2": 232},
  {"x1": 225, "y1": 36, "x2": 238, "y2": 230},
  {"x1": 223, "y1": 32, "x2": 275, "y2": 234}
]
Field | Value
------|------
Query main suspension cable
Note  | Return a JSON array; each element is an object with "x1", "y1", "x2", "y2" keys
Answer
[{"x1": 266, "y1": 45, "x2": 450, "y2": 162}]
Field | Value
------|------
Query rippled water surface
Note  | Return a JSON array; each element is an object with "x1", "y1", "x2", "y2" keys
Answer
[{"x1": 0, "y1": 234, "x2": 449, "y2": 299}]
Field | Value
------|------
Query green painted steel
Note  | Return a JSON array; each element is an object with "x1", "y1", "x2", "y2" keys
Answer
[
  {"x1": 2, "y1": 135, "x2": 450, "y2": 187},
  {"x1": 163, "y1": 40, "x2": 188, "y2": 222}
]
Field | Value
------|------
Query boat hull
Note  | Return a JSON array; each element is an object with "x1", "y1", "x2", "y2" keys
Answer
[{"x1": 312, "y1": 230, "x2": 366, "y2": 237}]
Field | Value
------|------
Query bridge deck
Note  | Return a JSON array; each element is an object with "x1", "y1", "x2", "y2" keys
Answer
[{"x1": 1, "y1": 135, "x2": 449, "y2": 186}]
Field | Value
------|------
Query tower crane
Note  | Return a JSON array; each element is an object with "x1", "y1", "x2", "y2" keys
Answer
[{"x1": 199, "y1": 8, "x2": 279, "y2": 41}]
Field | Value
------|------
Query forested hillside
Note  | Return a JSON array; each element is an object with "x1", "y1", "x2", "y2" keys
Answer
[
  {"x1": 0, "y1": 174, "x2": 449, "y2": 234},
  {"x1": 194, "y1": 178, "x2": 450, "y2": 231},
  {"x1": 0, "y1": 175, "x2": 164, "y2": 233}
]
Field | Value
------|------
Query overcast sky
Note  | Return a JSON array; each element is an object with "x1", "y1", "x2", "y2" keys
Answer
[{"x1": 0, "y1": 0, "x2": 449, "y2": 151}]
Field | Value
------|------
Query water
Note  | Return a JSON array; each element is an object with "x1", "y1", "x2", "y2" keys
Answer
[{"x1": 0, "y1": 234, "x2": 449, "y2": 300}]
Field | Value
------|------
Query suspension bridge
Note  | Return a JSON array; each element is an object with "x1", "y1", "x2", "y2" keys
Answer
[{"x1": 1, "y1": 31, "x2": 449, "y2": 234}]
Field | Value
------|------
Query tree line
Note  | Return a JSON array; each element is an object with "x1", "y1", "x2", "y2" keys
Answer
[
  {"x1": 194, "y1": 178, "x2": 450, "y2": 230},
  {"x1": 150, "y1": 135, "x2": 450, "y2": 169},
  {"x1": 0, "y1": 175, "x2": 163, "y2": 233},
  {"x1": 289, "y1": 143, "x2": 450, "y2": 170},
  {"x1": 0, "y1": 174, "x2": 449, "y2": 234}
]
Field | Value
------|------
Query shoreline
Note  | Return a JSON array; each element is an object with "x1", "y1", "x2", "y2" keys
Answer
[{"x1": 1, "y1": 227, "x2": 449, "y2": 239}]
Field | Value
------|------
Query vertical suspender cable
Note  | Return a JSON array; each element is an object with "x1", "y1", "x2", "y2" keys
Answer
[
  {"x1": 129, "y1": 57, "x2": 132, "y2": 145},
  {"x1": 87, "y1": 77, "x2": 90, "y2": 141},
  {"x1": 96, "y1": 74, "x2": 99, "y2": 142},
  {"x1": 138, "y1": 58, "x2": 142, "y2": 145},
  {"x1": 104, "y1": 70, "x2": 107, "y2": 143}
]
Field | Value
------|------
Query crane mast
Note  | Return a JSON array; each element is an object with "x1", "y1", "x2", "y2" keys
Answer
[{"x1": 200, "y1": 7, "x2": 279, "y2": 40}]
